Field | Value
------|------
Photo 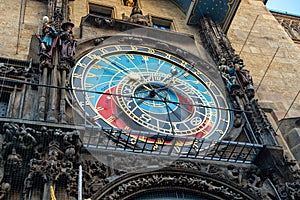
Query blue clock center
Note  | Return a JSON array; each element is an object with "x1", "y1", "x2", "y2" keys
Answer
[{"x1": 134, "y1": 82, "x2": 178, "y2": 114}]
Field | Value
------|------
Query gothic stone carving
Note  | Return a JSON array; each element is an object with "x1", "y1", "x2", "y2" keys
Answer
[{"x1": 122, "y1": 6, "x2": 152, "y2": 27}]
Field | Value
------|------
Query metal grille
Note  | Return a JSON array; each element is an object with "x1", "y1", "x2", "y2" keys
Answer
[
  {"x1": 82, "y1": 126, "x2": 263, "y2": 164},
  {"x1": 0, "y1": 77, "x2": 267, "y2": 164}
]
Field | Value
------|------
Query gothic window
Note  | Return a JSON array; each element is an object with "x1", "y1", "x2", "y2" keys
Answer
[
  {"x1": 151, "y1": 16, "x2": 174, "y2": 31},
  {"x1": 89, "y1": 3, "x2": 115, "y2": 18},
  {"x1": 282, "y1": 19, "x2": 297, "y2": 39}
]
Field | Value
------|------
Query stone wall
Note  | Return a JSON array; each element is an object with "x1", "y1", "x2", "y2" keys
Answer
[
  {"x1": 0, "y1": 0, "x2": 201, "y2": 61},
  {"x1": 69, "y1": 1, "x2": 300, "y2": 153},
  {"x1": 0, "y1": 0, "x2": 46, "y2": 61},
  {"x1": 227, "y1": 0, "x2": 300, "y2": 120},
  {"x1": 0, "y1": 0, "x2": 299, "y2": 128},
  {"x1": 69, "y1": 0, "x2": 200, "y2": 37}
]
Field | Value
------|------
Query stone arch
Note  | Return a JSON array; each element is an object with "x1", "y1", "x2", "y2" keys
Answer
[{"x1": 91, "y1": 168, "x2": 258, "y2": 200}]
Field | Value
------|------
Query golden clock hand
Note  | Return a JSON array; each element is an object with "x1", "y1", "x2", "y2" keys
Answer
[{"x1": 142, "y1": 84, "x2": 152, "y2": 91}]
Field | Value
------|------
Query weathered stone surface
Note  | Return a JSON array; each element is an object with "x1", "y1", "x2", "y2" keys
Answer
[
  {"x1": 291, "y1": 143, "x2": 300, "y2": 161},
  {"x1": 228, "y1": 0, "x2": 300, "y2": 120},
  {"x1": 0, "y1": 1, "x2": 298, "y2": 121},
  {"x1": 284, "y1": 128, "x2": 300, "y2": 150},
  {"x1": 0, "y1": 0, "x2": 46, "y2": 60}
]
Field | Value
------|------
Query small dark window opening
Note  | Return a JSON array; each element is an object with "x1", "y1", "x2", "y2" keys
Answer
[
  {"x1": 152, "y1": 17, "x2": 173, "y2": 31},
  {"x1": 89, "y1": 3, "x2": 114, "y2": 18}
]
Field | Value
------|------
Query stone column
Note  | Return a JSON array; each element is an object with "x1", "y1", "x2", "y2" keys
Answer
[
  {"x1": 38, "y1": 65, "x2": 49, "y2": 121},
  {"x1": 58, "y1": 63, "x2": 69, "y2": 124},
  {"x1": 47, "y1": 49, "x2": 59, "y2": 123}
]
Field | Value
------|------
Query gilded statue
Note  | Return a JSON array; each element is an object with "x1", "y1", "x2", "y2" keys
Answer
[{"x1": 126, "y1": 0, "x2": 135, "y2": 7}]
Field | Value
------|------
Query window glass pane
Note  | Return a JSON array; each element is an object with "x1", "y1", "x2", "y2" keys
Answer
[
  {"x1": 89, "y1": 4, "x2": 113, "y2": 18},
  {"x1": 152, "y1": 17, "x2": 173, "y2": 30}
]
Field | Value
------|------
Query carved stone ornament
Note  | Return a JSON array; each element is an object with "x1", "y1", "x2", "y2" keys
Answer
[
  {"x1": 0, "y1": 63, "x2": 27, "y2": 76},
  {"x1": 122, "y1": 6, "x2": 152, "y2": 27},
  {"x1": 91, "y1": 168, "x2": 259, "y2": 200}
]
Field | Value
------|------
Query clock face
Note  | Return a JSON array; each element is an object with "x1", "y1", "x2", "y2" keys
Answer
[{"x1": 70, "y1": 45, "x2": 232, "y2": 148}]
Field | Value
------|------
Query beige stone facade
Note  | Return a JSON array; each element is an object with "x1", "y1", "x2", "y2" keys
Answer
[
  {"x1": 0, "y1": 1, "x2": 299, "y2": 199},
  {"x1": 0, "y1": 0, "x2": 46, "y2": 60},
  {"x1": 68, "y1": 0, "x2": 201, "y2": 45},
  {"x1": 0, "y1": 0, "x2": 298, "y2": 121},
  {"x1": 70, "y1": 0, "x2": 192, "y2": 32},
  {"x1": 0, "y1": 1, "x2": 299, "y2": 155},
  {"x1": 228, "y1": 0, "x2": 300, "y2": 120}
]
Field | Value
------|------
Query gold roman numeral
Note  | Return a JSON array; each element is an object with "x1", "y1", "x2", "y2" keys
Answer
[
  {"x1": 106, "y1": 116, "x2": 115, "y2": 123},
  {"x1": 96, "y1": 106, "x2": 104, "y2": 111},
  {"x1": 73, "y1": 73, "x2": 82, "y2": 79}
]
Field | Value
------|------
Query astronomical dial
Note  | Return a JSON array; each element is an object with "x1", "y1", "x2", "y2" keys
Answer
[{"x1": 70, "y1": 45, "x2": 232, "y2": 148}]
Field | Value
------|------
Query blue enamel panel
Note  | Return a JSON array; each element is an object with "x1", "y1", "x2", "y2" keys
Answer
[
  {"x1": 168, "y1": 0, "x2": 241, "y2": 29},
  {"x1": 170, "y1": 0, "x2": 192, "y2": 13},
  {"x1": 187, "y1": 0, "x2": 241, "y2": 28}
]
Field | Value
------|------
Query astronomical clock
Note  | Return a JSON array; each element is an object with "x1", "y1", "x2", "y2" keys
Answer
[{"x1": 70, "y1": 33, "x2": 234, "y2": 152}]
